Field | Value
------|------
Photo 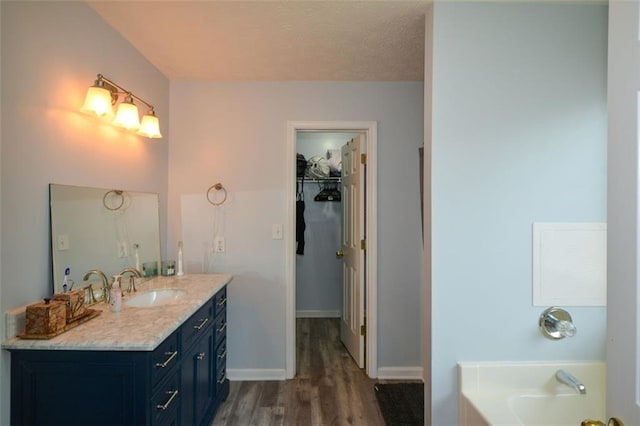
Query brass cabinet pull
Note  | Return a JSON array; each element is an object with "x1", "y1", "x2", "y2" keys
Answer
[
  {"x1": 217, "y1": 371, "x2": 227, "y2": 384},
  {"x1": 155, "y1": 351, "x2": 178, "y2": 368},
  {"x1": 218, "y1": 348, "x2": 227, "y2": 359},
  {"x1": 217, "y1": 297, "x2": 227, "y2": 307},
  {"x1": 217, "y1": 322, "x2": 227, "y2": 333},
  {"x1": 156, "y1": 390, "x2": 179, "y2": 411},
  {"x1": 193, "y1": 317, "x2": 209, "y2": 330},
  {"x1": 197, "y1": 352, "x2": 206, "y2": 360}
]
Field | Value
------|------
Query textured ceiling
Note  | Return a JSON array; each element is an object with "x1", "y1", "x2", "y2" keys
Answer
[{"x1": 88, "y1": 1, "x2": 431, "y2": 81}]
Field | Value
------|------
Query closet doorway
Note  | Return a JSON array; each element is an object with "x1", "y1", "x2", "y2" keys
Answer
[{"x1": 285, "y1": 121, "x2": 378, "y2": 379}]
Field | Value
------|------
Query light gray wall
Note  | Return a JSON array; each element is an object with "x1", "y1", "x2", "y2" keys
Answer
[
  {"x1": 430, "y1": 3, "x2": 607, "y2": 425},
  {"x1": 168, "y1": 81, "x2": 424, "y2": 373},
  {"x1": 295, "y1": 132, "x2": 358, "y2": 316},
  {"x1": 0, "y1": 2, "x2": 169, "y2": 423}
]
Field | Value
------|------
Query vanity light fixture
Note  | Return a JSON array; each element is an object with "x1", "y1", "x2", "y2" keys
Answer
[{"x1": 81, "y1": 74, "x2": 162, "y2": 139}]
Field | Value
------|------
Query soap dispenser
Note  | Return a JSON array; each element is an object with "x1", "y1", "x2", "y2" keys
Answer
[{"x1": 110, "y1": 275, "x2": 123, "y2": 313}]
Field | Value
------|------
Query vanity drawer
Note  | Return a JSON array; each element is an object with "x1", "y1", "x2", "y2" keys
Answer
[
  {"x1": 151, "y1": 331, "x2": 179, "y2": 388},
  {"x1": 215, "y1": 338, "x2": 227, "y2": 371},
  {"x1": 215, "y1": 363, "x2": 230, "y2": 402},
  {"x1": 213, "y1": 286, "x2": 227, "y2": 317},
  {"x1": 214, "y1": 310, "x2": 227, "y2": 347},
  {"x1": 151, "y1": 371, "x2": 181, "y2": 426},
  {"x1": 181, "y1": 299, "x2": 213, "y2": 351}
]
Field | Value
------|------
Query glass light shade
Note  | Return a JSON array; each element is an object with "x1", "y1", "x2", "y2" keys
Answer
[
  {"x1": 113, "y1": 101, "x2": 140, "y2": 130},
  {"x1": 137, "y1": 113, "x2": 162, "y2": 139},
  {"x1": 81, "y1": 86, "x2": 114, "y2": 117}
]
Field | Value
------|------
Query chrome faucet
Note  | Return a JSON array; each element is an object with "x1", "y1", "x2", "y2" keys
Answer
[
  {"x1": 83, "y1": 269, "x2": 110, "y2": 303},
  {"x1": 119, "y1": 267, "x2": 142, "y2": 293},
  {"x1": 555, "y1": 369, "x2": 586, "y2": 394}
]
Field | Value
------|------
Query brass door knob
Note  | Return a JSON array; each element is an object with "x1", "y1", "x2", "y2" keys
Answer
[{"x1": 336, "y1": 249, "x2": 344, "y2": 258}]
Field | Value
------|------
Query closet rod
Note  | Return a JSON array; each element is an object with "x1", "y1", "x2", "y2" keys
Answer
[{"x1": 296, "y1": 177, "x2": 341, "y2": 183}]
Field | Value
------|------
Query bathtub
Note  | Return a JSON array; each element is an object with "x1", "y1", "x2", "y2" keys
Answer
[{"x1": 458, "y1": 361, "x2": 606, "y2": 426}]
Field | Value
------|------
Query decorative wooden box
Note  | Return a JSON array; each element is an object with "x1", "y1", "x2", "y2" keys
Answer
[
  {"x1": 53, "y1": 290, "x2": 86, "y2": 321},
  {"x1": 25, "y1": 299, "x2": 66, "y2": 336}
]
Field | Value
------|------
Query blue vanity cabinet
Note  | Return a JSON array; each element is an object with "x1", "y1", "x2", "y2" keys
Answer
[
  {"x1": 9, "y1": 285, "x2": 229, "y2": 426},
  {"x1": 9, "y1": 333, "x2": 180, "y2": 426}
]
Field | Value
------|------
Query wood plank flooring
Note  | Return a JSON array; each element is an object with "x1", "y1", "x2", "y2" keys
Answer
[{"x1": 211, "y1": 318, "x2": 387, "y2": 425}]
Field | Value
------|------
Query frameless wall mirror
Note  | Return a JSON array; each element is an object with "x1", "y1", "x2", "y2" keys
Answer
[{"x1": 49, "y1": 184, "x2": 161, "y2": 294}]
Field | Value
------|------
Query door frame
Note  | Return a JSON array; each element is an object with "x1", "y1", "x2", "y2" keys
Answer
[{"x1": 285, "y1": 120, "x2": 378, "y2": 379}]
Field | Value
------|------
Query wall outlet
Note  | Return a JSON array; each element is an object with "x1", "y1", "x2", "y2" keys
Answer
[
  {"x1": 117, "y1": 242, "x2": 128, "y2": 258},
  {"x1": 214, "y1": 236, "x2": 226, "y2": 253}
]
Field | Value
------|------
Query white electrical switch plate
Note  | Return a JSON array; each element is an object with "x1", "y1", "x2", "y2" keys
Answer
[
  {"x1": 215, "y1": 236, "x2": 226, "y2": 253},
  {"x1": 57, "y1": 234, "x2": 70, "y2": 251},
  {"x1": 272, "y1": 224, "x2": 283, "y2": 240}
]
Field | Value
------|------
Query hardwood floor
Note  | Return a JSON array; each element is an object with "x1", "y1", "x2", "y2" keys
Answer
[{"x1": 211, "y1": 318, "x2": 387, "y2": 425}]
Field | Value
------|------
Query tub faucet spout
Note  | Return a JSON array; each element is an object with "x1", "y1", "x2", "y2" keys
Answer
[{"x1": 555, "y1": 369, "x2": 586, "y2": 394}]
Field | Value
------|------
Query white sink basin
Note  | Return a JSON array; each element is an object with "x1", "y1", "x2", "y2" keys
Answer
[{"x1": 125, "y1": 289, "x2": 186, "y2": 308}]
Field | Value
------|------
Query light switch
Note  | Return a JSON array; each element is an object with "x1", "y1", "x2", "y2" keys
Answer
[
  {"x1": 272, "y1": 224, "x2": 283, "y2": 240},
  {"x1": 57, "y1": 234, "x2": 70, "y2": 251}
]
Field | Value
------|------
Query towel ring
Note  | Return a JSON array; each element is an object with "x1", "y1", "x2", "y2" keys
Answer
[
  {"x1": 206, "y1": 183, "x2": 227, "y2": 206},
  {"x1": 103, "y1": 190, "x2": 125, "y2": 211}
]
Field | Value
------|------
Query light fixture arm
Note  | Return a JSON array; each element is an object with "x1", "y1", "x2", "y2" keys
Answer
[{"x1": 96, "y1": 74, "x2": 156, "y2": 113}]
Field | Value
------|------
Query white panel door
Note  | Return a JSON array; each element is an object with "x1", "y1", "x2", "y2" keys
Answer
[
  {"x1": 340, "y1": 136, "x2": 365, "y2": 368},
  {"x1": 607, "y1": 0, "x2": 640, "y2": 424}
]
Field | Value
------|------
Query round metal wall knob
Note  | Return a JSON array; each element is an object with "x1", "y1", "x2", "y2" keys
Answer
[{"x1": 336, "y1": 249, "x2": 344, "y2": 258}]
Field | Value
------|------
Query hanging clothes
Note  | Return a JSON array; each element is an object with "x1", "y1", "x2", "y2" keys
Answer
[
  {"x1": 314, "y1": 181, "x2": 341, "y2": 202},
  {"x1": 296, "y1": 180, "x2": 306, "y2": 255}
]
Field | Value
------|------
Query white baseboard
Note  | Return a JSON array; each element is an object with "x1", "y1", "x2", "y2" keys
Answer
[
  {"x1": 226, "y1": 368, "x2": 287, "y2": 381},
  {"x1": 296, "y1": 310, "x2": 341, "y2": 318},
  {"x1": 376, "y1": 366, "x2": 424, "y2": 381},
  {"x1": 226, "y1": 366, "x2": 422, "y2": 381}
]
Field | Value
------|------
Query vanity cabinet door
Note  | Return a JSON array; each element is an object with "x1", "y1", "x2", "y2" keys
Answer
[
  {"x1": 10, "y1": 350, "x2": 147, "y2": 426},
  {"x1": 181, "y1": 323, "x2": 214, "y2": 426}
]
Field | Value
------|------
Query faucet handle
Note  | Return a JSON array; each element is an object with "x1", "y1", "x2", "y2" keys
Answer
[
  {"x1": 126, "y1": 276, "x2": 137, "y2": 293},
  {"x1": 539, "y1": 307, "x2": 577, "y2": 339},
  {"x1": 556, "y1": 318, "x2": 577, "y2": 337}
]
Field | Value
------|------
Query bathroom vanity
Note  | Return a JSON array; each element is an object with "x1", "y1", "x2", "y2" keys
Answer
[{"x1": 3, "y1": 274, "x2": 231, "y2": 426}]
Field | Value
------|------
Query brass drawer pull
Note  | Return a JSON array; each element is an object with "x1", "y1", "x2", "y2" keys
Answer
[
  {"x1": 197, "y1": 352, "x2": 206, "y2": 360},
  {"x1": 217, "y1": 297, "x2": 227, "y2": 307},
  {"x1": 193, "y1": 317, "x2": 209, "y2": 330},
  {"x1": 217, "y1": 371, "x2": 226, "y2": 384},
  {"x1": 217, "y1": 322, "x2": 227, "y2": 333},
  {"x1": 155, "y1": 351, "x2": 178, "y2": 368},
  {"x1": 156, "y1": 390, "x2": 179, "y2": 411},
  {"x1": 218, "y1": 348, "x2": 227, "y2": 359}
]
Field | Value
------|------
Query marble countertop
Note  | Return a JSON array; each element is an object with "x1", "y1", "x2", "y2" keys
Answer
[{"x1": 1, "y1": 273, "x2": 232, "y2": 352}]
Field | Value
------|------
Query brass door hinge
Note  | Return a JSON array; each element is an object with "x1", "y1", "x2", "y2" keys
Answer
[
  {"x1": 361, "y1": 153, "x2": 367, "y2": 165},
  {"x1": 360, "y1": 239, "x2": 366, "y2": 250},
  {"x1": 360, "y1": 324, "x2": 366, "y2": 336}
]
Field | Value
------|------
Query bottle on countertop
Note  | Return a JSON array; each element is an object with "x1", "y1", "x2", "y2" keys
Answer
[
  {"x1": 110, "y1": 275, "x2": 123, "y2": 313},
  {"x1": 177, "y1": 241, "x2": 184, "y2": 276}
]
